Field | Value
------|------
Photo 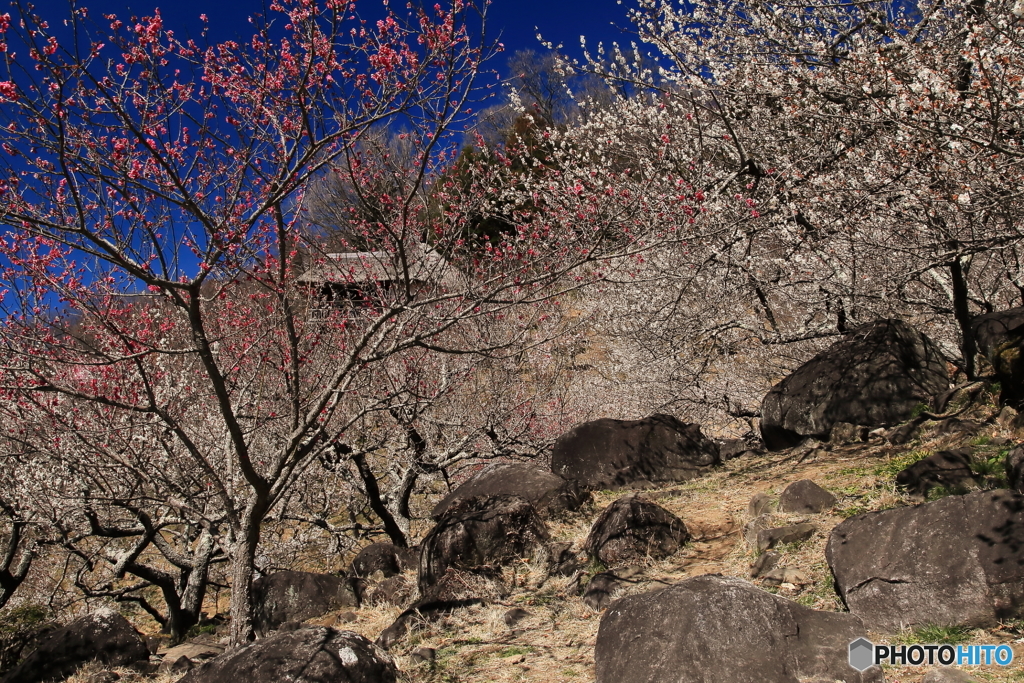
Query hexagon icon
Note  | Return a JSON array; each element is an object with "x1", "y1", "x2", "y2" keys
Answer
[{"x1": 848, "y1": 637, "x2": 874, "y2": 672}]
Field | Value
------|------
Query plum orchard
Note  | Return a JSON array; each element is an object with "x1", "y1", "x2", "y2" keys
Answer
[
  {"x1": 531, "y1": 0, "x2": 1024, "y2": 431},
  {"x1": 0, "y1": 0, "x2": 689, "y2": 643}
]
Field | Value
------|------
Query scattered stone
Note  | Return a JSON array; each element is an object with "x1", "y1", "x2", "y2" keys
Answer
[
  {"x1": 718, "y1": 439, "x2": 751, "y2": 460},
  {"x1": 754, "y1": 523, "x2": 817, "y2": 552},
  {"x1": 349, "y1": 543, "x2": 418, "y2": 579},
  {"x1": 368, "y1": 575, "x2": 414, "y2": 608},
  {"x1": 430, "y1": 463, "x2": 590, "y2": 519},
  {"x1": 933, "y1": 418, "x2": 984, "y2": 436},
  {"x1": 252, "y1": 570, "x2": 361, "y2": 634},
  {"x1": 551, "y1": 414, "x2": 720, "y2": 490},
  {"x1": 158, "y1": 641, "x2": 223, "y2": 664},
  {"x1": 334, "y1": 611, "x2": 358, "y2": 625},
  {"x1": 84, "y1": 673, "x2": 120, "y2": 683},
  {"x1": 759, "y1": 319, "x2": 950, "y2": 450},
  {"x1": 584, "y1": 494, "x2": 689, "y2": 565},
  {"x1": 749, "y1": 550, "x2": 781, "y2": 579},
  {"x1": 547, "y1": 542, "x2": 582, "y2": 577},
  {"x1": 921, "y1": 668, "x2": 978, "y2": 683},
  {"x1": 179, "y1": 628, "x2": 395, "y2": 683},
  {"x1": 504, "y1": 608, "x2": 530, "y2": 628},
  {"x1": 827, "y1": 490, "x2": 1024, "y2": 630},
  {"x1": 997, "y1": 406, "x2": 1019, "y2": 429},
  {"x1": 830, "y1": 422, "x2": 868, "y2": 444},
  {"x1": 595, "y1": 575, "x2": 881, "y2": 683},
  {"x1": 158, "y1": 654, "x2": 195, "y2": 675},
  {"x1": 887, "y1": 420, "x2": 923, "y2": 445},
  {"x1": 743, "y1": 514, "x2": 772, "y2": 546},
  {"x1": 377, "y1": 568, "x2": 493, "y2": 649},
  {"x1": 418, "y1": 495, "x2": 548, "y2": 592},
  {"x1": 895, "y1": 449, "x2": 977, "y2": 497},
  {"x1": 1007, "y1": 446, "x2": 1024, "y2": 493},
  {"x1": 583, "y1": 573, "x2": 623, "y2": 611},
  {"x1": 746, "y1": 492, "x2": 774, "y2": 517},
  {"x1": 777, "y1": 480, "x2": 837, "y2": 513},
  {"x1": 760, "y1": 567, "x2": 811, "y2": 586},
  {"x1": 411, "y1": 647, "x2": 436, "y2": 664},
  {"x1": 0, "y1": 608, "x2": 148, "y2": 683}
]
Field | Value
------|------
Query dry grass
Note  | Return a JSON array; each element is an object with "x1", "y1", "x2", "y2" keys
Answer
[{"x1": 38, "y1": 395, "x2": 1024, "y2": 683}]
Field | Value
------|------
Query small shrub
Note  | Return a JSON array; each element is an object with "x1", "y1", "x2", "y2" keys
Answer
[
  {"x1": 969, "y1": 434, "x2": 992, "y2": 446},
  {"x1": 0, "y1": 604, "x2": 56, "y2": 674},
  {"x1": 186, "y1": 622, "x2": 217, "y2": 638},
  {"x1": 910, "y1": 402, "x2": 930, "y2": 418}
]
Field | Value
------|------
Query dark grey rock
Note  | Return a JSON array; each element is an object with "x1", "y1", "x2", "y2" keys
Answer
[
  {"x1": 749, "y1": 550, "x2": 781, "y2": 579},
  {"x1": 584, "y1": 494, "x2": 689, "y2": 565},
  {"x1": 368, "y1": 575, "x2": 414, "y2": 608},
  {"x1": 972, "y1": 307, "x2": 1024, "y2": 407},
  {"x1": 827, "y1": 489, "x2": 1024, "y2": 630},
  {"x1": 1007, "y1": 446, "x2": 1024, "y2": 493},
  {"x1": 718, "y1": 439, "x2": 751, "y2": 460},
  {"x1": 595, "y1": 575, "x2": 881, "y2": 683},
  {"x1": 430, "y1": 463, "x2": 589, "y2": 519},
  {"x1": 747, "y1": 492, "x2": 774, "y2": 517},
  {"x1": 922, "y1": 668, "x2": 978, "y2": 682},
  {"x1": 418, "y1": 495, "x2": 548, "y2": 593},
  {"x1": 755, "y1": 523, "x2": 817, "y2": 552},
  {"x1": 551, "y1": 414, "x2": 720, "y2": 490},
  {"x1": 411, "y1": 647, "x2": 436, "y2": 664},
  {"x1": 178, "y1": 628, "x2": 396, "y2": 683},
  {"x1": 158, "y1": 654, "x2": 194, "y2": 675},
  {"x1": 377, "y1": 569, "x2": 493, "y2": 649},
  {"x1": 830, "y1": 422, "x2": 868, "y2": 444},
  {"x1": 349, "y1": 543, "x2": 418, "y2": 579},
  {"x1": 778, "y1": 480, "x2": 837, "y2": 513},
  {"x1": 252, "y1": 571, "x2": 361, "y2": 634},
  {"x1": 0, "y1": 608, "x2": 148, "y2": 683},
  {"x1": 583, "y1": 573, "x2": 623, "y2": 611},
  {"x1": 760, "y1": 319, "x2": 950, "y2": 450},
  {"x1": 896, "y1": 449, "x2": 977, "y2": 497}
]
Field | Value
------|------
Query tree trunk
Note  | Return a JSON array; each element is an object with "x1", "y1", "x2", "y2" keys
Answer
[
  {"x1": 950, "y1": 256, "x2": 977, "y2": 379},
  {"x1": 228, "y1": 517, "x2": 263, "y2": 645}
]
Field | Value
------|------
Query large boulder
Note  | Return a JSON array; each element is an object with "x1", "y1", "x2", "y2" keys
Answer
[
  {"x1": 760, "y1": 319, "x2": 951, "y2": 450},
  {"x1": 349, "y1": 543, "x2": 418, "y2": 579},
  {"x1": 252, "y1": 571, "x2": 361, "y2": 634},
  {"x1": 178, "y1": 628, "x2": 395, "y2": 683},
  {"x1": 972, "y1": 307, "x2": 1024, "y2": 406},
  {"x1": 1, "y1": 608, "x2": 148, "y2": 683},
  {"x1": 826, "y1": 490, "x2": 1024, "y2": 630},
  {"x1": 895, "y1": 449, "x2": 977, "y2": 497},
  {"x1": 595, "y1": 575, "x2": 881, "y2": 683},
  {"x1": 430, "y1": 463, "x2": 589, "y2": 519},
  {"x1": 418, "y1": 495, "x2": 548, "y2": 592},
  {"x1": 551, "y1": 414, "x2": 720, "y2": 490},
  {"x1": 584, "y1": 494, "x2": 689, "y2": 565}
]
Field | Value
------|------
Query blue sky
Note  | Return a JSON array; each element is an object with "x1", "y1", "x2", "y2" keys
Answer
[{"x1": 36, "y1": 0, "x2": 638, "y2": 77}]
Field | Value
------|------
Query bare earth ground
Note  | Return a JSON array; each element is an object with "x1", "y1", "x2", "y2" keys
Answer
[{"x1": 66, "y1": 398, "x2": 1024, "y2": 683}]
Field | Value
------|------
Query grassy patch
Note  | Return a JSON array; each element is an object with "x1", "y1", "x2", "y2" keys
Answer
[
  {"x1": 499, "y1": 646, "x2": 533, "y2": 657},
  {"x1": 895, "y1": 624, "x2": 973, "y2": 645},
  {"x1": 874, "y1": 449, "x2": 931, "y2": 479}
]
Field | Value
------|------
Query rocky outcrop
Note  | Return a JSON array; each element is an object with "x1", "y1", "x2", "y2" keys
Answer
[
  {"x1": 595, "y1": 575, "x2": 881, "y2": 683},
  {"x1": 430, "y1": 463, "x2": 589, "y2": 519},
  {"x1": 551, "y1": 414, "x2": 720, "y2": 490},
  {"x1": 418, "y1": 495, "x2": 548, "y2": 592},
  {"x1": 0, "y1": 608, "x2": 148, "y2": 683},
  {"x1": 584, "y1": 494, "x2": 689, "y2": 565},
  {"x1": 760, "y1": 319, "x2": 950, "y2": 450},
  {"x1": 178, "y1": 628, "x2": 395, "y2": 683},
  {"x1": 1007, "y1": 446, "x2": 1024, "y2": 493},
  {"x1": 973, "y1": 307, "x2": 1024, "y2": 406},
  {"x1": 252, "y1": 571, "x2": 361, "y2": 634},
  {"x1": 827, "y1": 490, "x2": 1024, "y2": 630},
  {"x1": 349, "y1": 543, "x2": 418, "y2": 579}
]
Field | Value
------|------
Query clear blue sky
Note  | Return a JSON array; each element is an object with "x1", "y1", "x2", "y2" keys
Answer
[{"x1": 39, "y1": 0, "x2": 638, "y2": 77}]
